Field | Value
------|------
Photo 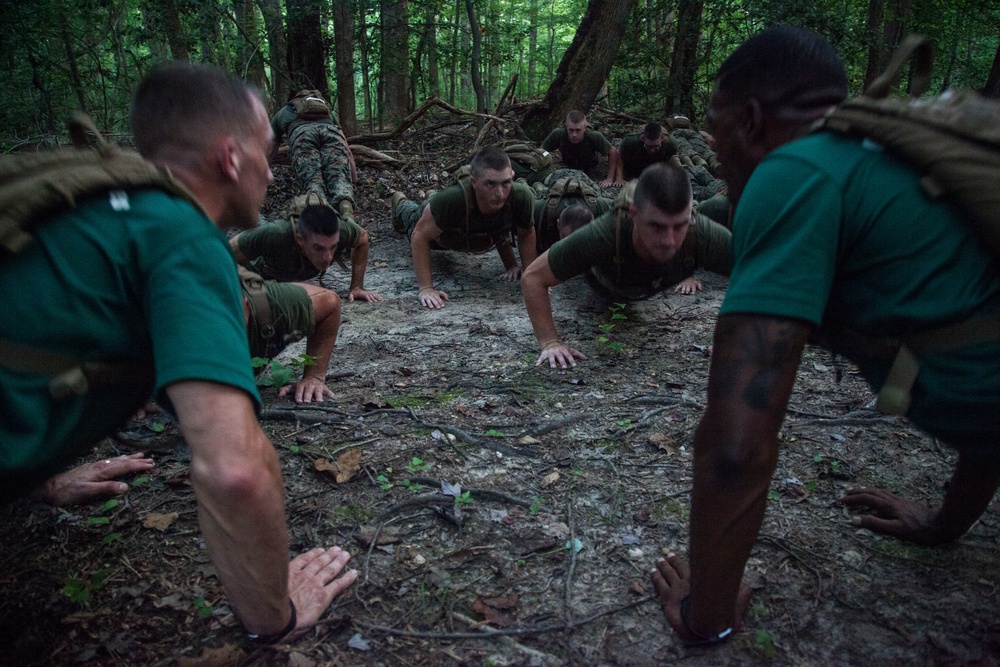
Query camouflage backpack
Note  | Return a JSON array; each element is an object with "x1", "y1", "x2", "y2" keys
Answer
[
  {"x1": 290, "y1": 89, "x2": 332, "y2": 121},
  {"x1": 503, "y1": 143, "x2": 553, "y2": 182},
  {"x1": 809, "y1": 34, "x2": 1000, "y2": 415},
  {"x1": 536, "y1": 174, "x2": 601, "y2": 251},
  {"x1": 0, "y1": 113, "x2": 205, "y2": 397}
]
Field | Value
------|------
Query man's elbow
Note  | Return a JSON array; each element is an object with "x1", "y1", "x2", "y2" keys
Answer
[{"x1": 190, "y1": 441, "x2": 282, "y2": 502}]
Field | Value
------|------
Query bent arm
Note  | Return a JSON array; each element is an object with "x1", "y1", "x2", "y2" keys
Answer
[
  {"x1": 409, "y1": 207, "x2": 449, "y2": 308},
  {"x1": 516, "y1": 225, "x2": 537, "y2": 272},
  {"x1": 348, "y1": 229, "x2": 380, "y2": 302},
  {"x1": 685, "y1": 313, "x2": 810, "y2": 637},
  {"x1": 168, "y1": 380, "x2": 292, "y2": 636},
  {"x1": 280, "y1": 284, "x2": 341, "y2": 403},
  {"x1": 522, "y1": 252, "x2": 586, "y2": 368},
  {"x1": 229, "y1": 235, "x2": 250, "y2": 265}
]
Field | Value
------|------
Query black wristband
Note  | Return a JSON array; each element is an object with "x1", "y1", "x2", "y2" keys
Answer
[
  {"x1": 246, "y1": 598, "x2": 297, "y2": 645},
  {"x1": 680, "y1": 596, "x2": 733, "y2": 646}
]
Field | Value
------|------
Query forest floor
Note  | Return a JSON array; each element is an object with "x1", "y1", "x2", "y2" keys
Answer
[{"x1": 2, "y1": 121, "x2": 1000, "y2": 667}]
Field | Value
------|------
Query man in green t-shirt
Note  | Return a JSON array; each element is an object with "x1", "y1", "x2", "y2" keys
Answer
[
  {"x1": 231, "y1": 199, "x2": 380, "y2": 302},
  {"x1": 391, "y1": 147, "x2": 537, "y2": 309},
  {"x1": 607, "y1": 122, "x2": 679, "y2": 186},
  {"x1": 0, "y1": 62, "x2": 356, "y2": 643},
  {"x1": 541, "y1": 110, "x2": 617, "y2": 182},
  {"x1": 651, "y1": 26, "x2": 1000, "y2": 648},
  {"x1": 522, "y1": 164, "x2": 731, "y2": 368}
]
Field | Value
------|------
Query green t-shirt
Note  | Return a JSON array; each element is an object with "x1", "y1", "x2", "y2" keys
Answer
[
  {"x1": 0, "y1": 189, "x2": 259, "y2": 500},
  {"x1": 541, "y1": 129, "x2": 612, "y2": 171},
  {"x1": 720, "y1": 132, "x2": 1000, "y2": 433},
  {"x1": 428, "y1": 181, "x2": 535, "y2": 251},
  {"x1": 236, "y1": 217, "x2": 362, "y2": 282},
  {"x1": 546, "y1": 209, "x2": 732, "y2": 299},
  {"x1": 618, "y1": 134, "x2": 678, "y2": 181}
]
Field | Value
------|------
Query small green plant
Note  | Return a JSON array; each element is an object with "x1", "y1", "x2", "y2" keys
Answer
[
  {"x1": 455, "y1": 491, "x2": 473, "y2": 506},
  {"x1": 615, "y1": 418, "x2": 635, "y2": 432},
  {"x1": 102, "y1": 532, "x2": 123, "y2": 546},
  {"x1": 754, "y1": 629, "x2": 776, "y2": 659},
  {"x1": 131, "y1": 475, "x2": 149, "y2": 487},
  {"x1": 376, "y1": 474, "x2": 393, "y2": 490},
  {"x1": 193, "y1": 596, "x2": 214, "y2": 619},
  {"x1": 406, "y1": 457, "x2": 430, "y2": 473},
  {"x1": 252, "y1": 354, "x2": 316, "y2": 388},
  {"x1": 596, "y1": 303, "x2": 628, "y2": 352},
  {"x1": 484, "y1": 429, "x2": 505, "y2": 437},
  {"x1": 767, "y1": 490, "x2": 780, "y2": 502},
  {"x1": 151, "y1": 422, "x2": 165, "y2": 433},
  {"x1": 88, "y1": 498, "x2": 120, "y2": 525},
  {"x1": 62, "y1": 567, "x2": 114, "y2": 605},
  {"x1": 529, "y1": 496, "x2": 543, "y2": 516}
]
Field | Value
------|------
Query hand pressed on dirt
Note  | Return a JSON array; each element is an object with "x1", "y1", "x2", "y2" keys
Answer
[
  {"x1": 673, "y1": 276, "x2": 703, "y2": 295},
  {"x1": 536, "y1": 341, "x2": 587, "y2": 369},
  {"x1": 287, "y1": 546, "x2": 358, "y2": 636},
  {"x1": 279, "y1": 375, "x2": 334, "y2": 404},
  {"x1": 650, "y1": 553, "x2": 752, "y2": 644},
  {"x1": 498, "y1": 266, "x2": 522, "y2": 282},
  {"x1": 419, "y1": 288, "x2": 449, "y2": 309},
  {"x1": 840, "y1": 487, "x2": 954, "y2": 546},
  {"x1": 36, "y1": 453, "x2": 155, "y2": 507}
]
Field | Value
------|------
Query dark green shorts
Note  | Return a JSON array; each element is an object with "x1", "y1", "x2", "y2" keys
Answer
[{"x1": 247, "y1": 281, "x2": 315, "y2": 360}]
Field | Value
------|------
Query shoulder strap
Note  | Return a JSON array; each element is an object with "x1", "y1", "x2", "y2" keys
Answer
[{"x1": 237, "y1": 266, "x2": 274, "y2": 338}]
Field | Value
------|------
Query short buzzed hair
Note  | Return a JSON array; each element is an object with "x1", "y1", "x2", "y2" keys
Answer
[
  {"x1": 566, "y1": 110, "x2": 586, "y2": 125},
  {"x1": 131, "y1": 61, "x2": 263, "y2": 161},
  {"x1": 297, "y1": 203, "x2": 340, "y2": 237},
  {"x1": 714, "y1": 25, "x2": 848, "y2": 113},
  {"x1": 470, "y1": 146, "x2": 512, "y2": 178},
  {"x1": 557, "y1": 204, "x2": 593, "y2": 234},
  {"x1": 633, "y1": 164, "x2": 692, "y2": 215},
  {"x1": 641, "y1": 122, "x2": 663, "y2": 141}
]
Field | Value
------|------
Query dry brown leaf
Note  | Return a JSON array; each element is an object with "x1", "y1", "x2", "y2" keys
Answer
[
  {"x1": 541, "y1": 471, "x2": 560, "y2": 487},
  {"x1": 648, "y1": 432, "x2": 676, "y2": 453},
  {"x1": 177, "y1": 644, "x2": 245, "y2": 667},
  {"x1": 472, "y1": 595, "x2": 517, "y2": 627},
  {"x1": 518, "y1": 435, "x2": 541, "y2": 445},
  {"x1": 143, "y1": 512, "x2": 178, "y2": 532},
  {"x1": 480, "y1": 593, "x2": 519, "y2": 609},
  {"x1": 334, "y1": 448, "x2": 362, "y2": 483},
  {"x1": 314, "y1": 458, "x2": 336, "y2": 472},
  {"x1": 628, "y1": 579, "x2": 647, "y2": 595}
]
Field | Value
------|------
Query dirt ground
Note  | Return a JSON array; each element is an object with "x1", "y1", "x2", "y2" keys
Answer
[{"x1": 2, "y1": 127, "x2": 1000, "y2": 667}]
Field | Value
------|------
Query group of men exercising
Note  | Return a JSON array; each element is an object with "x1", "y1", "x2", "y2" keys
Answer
[{"x1": 2, "y1": 24, "x2": 998, "y2": 651}]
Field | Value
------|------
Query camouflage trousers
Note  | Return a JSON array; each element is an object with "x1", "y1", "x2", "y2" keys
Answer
[{"x1": 288, "y1": 123, "x2": 354, "y2": 207}]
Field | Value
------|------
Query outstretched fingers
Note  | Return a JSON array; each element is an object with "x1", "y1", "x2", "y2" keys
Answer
[
  {"x1": 650, "y1": 553, "x2": 690, "y2": 632},
  {"x1": 287, "y1": 547, "x2": 359, "y2": 632}
]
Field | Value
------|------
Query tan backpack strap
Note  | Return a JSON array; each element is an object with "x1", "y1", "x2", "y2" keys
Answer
[
  {"x1": 866, "y1": 34, "x2": 933, "y2": 99},
  {"x1": 238, "y1": 266, "x2": 274, "y2": 337},
  {"x1": 876, "y1": 312, "x2": 1000, "y2": 415},
  {"x1": 0, "y1": 338, "x2": 150, "y2": 399}
]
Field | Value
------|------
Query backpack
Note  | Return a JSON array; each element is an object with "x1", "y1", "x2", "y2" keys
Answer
[
  {"x1": 504, "y1": 143, "x2": 553, "y2": 182},
  {"x1": 536, "y1": 175, "x2": 600, "y2": 251},
  {"x1": 290, "y1": 89, "x2": 332, "y2": 121},
  {"x1": 0, "y1": 113, "x2": 204, "y2": 397},
  {"x1": 812, "y1": 35, "x2": 1000, "y2": 260},
  {"x1": 809, "y1": 34, "x2": 1000, "y2": 415}
]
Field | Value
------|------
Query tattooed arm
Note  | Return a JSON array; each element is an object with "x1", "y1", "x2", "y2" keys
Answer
[{"x1": 652, "y1": 313, "x2": 811, "y2": 641}]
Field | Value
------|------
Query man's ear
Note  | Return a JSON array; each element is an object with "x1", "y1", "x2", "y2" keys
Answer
[
  {"x1": 628, "y1": 202, "x2": 638, "y2": 219},
  {"x1": 215, "y1": 136, "x2": 241, "y2": 182}
]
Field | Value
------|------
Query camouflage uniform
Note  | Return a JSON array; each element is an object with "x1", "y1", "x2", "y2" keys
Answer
[{"x1": 272, "y1": 105, "x2": 355, "y2": 210}]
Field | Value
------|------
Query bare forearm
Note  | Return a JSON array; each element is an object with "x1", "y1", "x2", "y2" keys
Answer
[
  {"x1": 522, "y1": 262, "x2": 561, "y2": 347},
  {"x1": 517, "y1": 230, "x2": 537, "y2": 269},
  {"x1": 496, "y1": 241, "x2": 518, "y2": 271},
  {"x1": 934, "y1": 450, "x2": 1000, "y2": 539},
  {"x1": 410, "y1": 238, "x2": 435, "y2": 290},
  {"x1": 686, "y1": 314, "x2": 809, "y2": 635},
  {"x1": 349, "y1": 243, "x2": 369, "y2": 292},
  {"x1": 170, "y1": 382, "x2": 291, "y2": 635}
]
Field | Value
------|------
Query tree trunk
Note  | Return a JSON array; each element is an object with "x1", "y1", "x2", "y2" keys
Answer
[
  {"x1": 235, "y1": 0, "x2": 267, "y2": 91},
  {"x1": 198, "y1": 0, "x2": 224, "y2": 67},
  {"x1": 257, "y1": 0, "x2": 289, "y2": 109},
  {"x1": 527, "y1": 0, "x2": 538, "y2": 94},
  {"x1": 522, "y1": 0, "x2": 639, "y2": 141},
  {"x1": 160, "y1": 0, "x2": 191, "y2": 61},
  {"x1": 333, "y1": 0, "x2": 358, "y2": 135},
  {"x1": 450, "y1": 0, "x2": 460, "y2": 105},
  {"x1": 664, "y1": 0, "x2": 703, "y2": 117},
  {"x1": 864, "y1": 0, "x2": 910, "y2": 93},
  {"x1": 358, "y1": 0, "x2": 374, "y2": 131},
  {"x1": 984, "y1": 42, "x2": 1000, "y2": 99},
  {"x1": 59, "y1": 13, "x2": 89, "y2": 116},
  {"x1": 464, "y1": 0, "x2": 486, "y2": 117},
  {"x1": 380, "y1": 0, "x2": 410, "y2": 125},
  {"x1": 426, "y1": 9, "x2": 439, "y2": 99},
  {"x1": 286, "y1": 0, "x2": 328, "y2": 95}
]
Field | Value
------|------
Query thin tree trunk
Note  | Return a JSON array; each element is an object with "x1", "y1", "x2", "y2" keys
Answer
[
  {"x1": 527, "y1": 0, "x2": 538, "y2": 94},
  {"x1": 286, "y1": 0, "x2": 328, "y2": 95},
  {"x1": 256, "y1": 0, "x2": 289, "y2": 109},
  {"x1": 464, "y1": 0, "x2": 485, "y2": 119},
  {"x1": 59, "y1": 14, "x2": 89, "y2": 116},
  {"x1": 427, "y1": 10, "x2": 439, "y2": 99},
  {"x1": 334, "y1": 0, "x2": 358, "y2": 135},
  {"x1": 983, "y1": 42, "x2": 1000, "y2": 99},
  {"x1": 380, "y1": 0, "x2": 410, "y2": 125},
  {"x1": 160, "y1": 0, "x2": 191, "y2": 61},
  {"x1": 450, "y1": 0, "x2": 460, "y2": 105},
  {"x1": 357, "y1": 0, "x2": 373, "y2": 131},
  {"x1": 664, "y1": 0, "x2": 703, "y2": 117}
]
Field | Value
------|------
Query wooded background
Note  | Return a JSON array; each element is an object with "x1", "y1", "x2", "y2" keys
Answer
[{"x1": 1, "y1": 0, "x2": 998, "y2": 146}]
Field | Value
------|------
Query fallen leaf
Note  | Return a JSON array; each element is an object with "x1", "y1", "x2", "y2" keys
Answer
[
  {"x1": 288, "y1": 653, "x2": 316, "y2": 667},
  {"x1": 356, "y1": 525, "x2": 401, "y2": 547},
  {"x1": 440, "y1": 480, "x2": 461, "y2": 498},
  {"x1": 143, "y1": 512, "x2": 178, "y2": 532},
  {"x1": 334, "y1": 449, "x2": 362, "y2": 483},
  {"x1": 472, "y1": 595, "x2": 517, "y2": 627},
  {"x1": 314, "y1": 458, "x2": 336, "y2": 472},
  {"x1": 177, "y1": 645, "x2": 246, "y2": 667},
  {"x1": 648, "y1": 432, "x2": 676, "y2": 453},
  {"x1": 480, "y1": 593, "x2": 519, "y2": 609},
  {"x1": 628, "y1": 580, "x2": 647, "y2": 595},
  {"x1": 348, "y1": 633, "x2": 372, "y2": 651},
  {"x1": 518, "y1": 435, "x2": 541, "y2": 445},
  {"x1": 541, "y1": 472, "x2": 560, "y2": 488}
]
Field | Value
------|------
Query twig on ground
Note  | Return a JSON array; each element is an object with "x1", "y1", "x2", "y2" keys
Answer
[
  {"x1": 564, "y1": 498, "x2": 577, "y2": 625},
  {"x1": 450, "y1": 611, "x2": 564, "y2": 666}
]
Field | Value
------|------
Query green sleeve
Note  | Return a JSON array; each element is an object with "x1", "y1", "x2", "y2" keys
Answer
[
  {"x1": 427, "y1": 185, "x2": 467, "y2": 233},
  {"x1": 547, "y1": 212, "x2": 616, "y2": 281},
  {"x1": 337, "y1": 217, "x2": 363, "y2": 254},
  {"x1": 692, "y1": 213, "x2": 732, "y2": 277},
  {"x1": 541, "y1": 129, "x2": 563, "y2": 152},
  {"x1": 587, "y1": 130, "x2": 612, "y2": 154},
  {"x1": 510, "y1": 182, "x2": 536, "y2": 230},
  {"x1": 236, "y1": 223, "x2": 285, "y2": 263}
]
